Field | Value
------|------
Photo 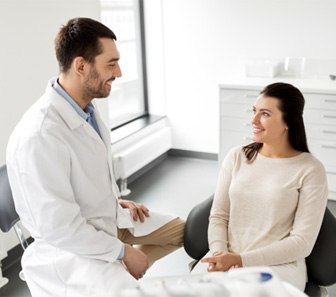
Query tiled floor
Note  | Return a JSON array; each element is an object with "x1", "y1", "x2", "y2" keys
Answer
[{"x1": 1, "y1": 154, "x2": 336, "y2": 296}]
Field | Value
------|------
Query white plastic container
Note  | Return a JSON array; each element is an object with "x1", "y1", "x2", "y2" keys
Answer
[{"x1": 245, "y1": 60, "x2": 282, "y2": 78}]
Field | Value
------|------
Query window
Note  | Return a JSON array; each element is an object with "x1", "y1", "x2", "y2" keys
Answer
[{"x1": 100, "y1": 0, "x2": 147, "y2": 129}]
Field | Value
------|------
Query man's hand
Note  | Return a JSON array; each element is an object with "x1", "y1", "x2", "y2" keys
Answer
[
  {"x1": 119, "y1": 199, "x2": 150, "y2": 222},
  {"x1": 122, "y1": 244, "x2": 149, "y2": 280},
  {"x1": 201, "y1": 251, "x2": 242, "y2": 272}
]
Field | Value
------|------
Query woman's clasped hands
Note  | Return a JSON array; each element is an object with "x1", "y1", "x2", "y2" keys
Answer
[{"x1": 201, "y1": 251, "x2": 242, "y2": 272}]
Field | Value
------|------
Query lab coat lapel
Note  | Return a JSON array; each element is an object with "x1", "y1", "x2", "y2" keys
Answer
[
  {"x1": 93, "y1": 106, "x2": 117, "y2": 191},
  {"x1": 47, "y1": 85, "x2": 84, "y2": 131},
  {"x1": 48, "y1": 86, "x2": 104, "y2": 145},
  {"x1": 93, "y1": 104, "x2": 134, "y2": 229},
  {"x1": 93, "y1": 105, "x2": 112, "y2": 158},
  {"x1": 46, "y1": 81, "x2": 111, "y2": 172},
  {"x1": 49, "y1": 86, "x2": 125, "y2": 200},
  {"x1": 47, "y1": 82, "x2": 133, "y2": 228}
]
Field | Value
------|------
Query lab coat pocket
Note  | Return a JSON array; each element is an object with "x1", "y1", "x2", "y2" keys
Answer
[{"x1": 55, "y1": 250, "x2": 137, "y2": 296}]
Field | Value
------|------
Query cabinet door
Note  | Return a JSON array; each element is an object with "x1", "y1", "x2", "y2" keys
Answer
[
  {"x1": 220, "y1": 89, "x2": 259, "y2": 104},
  {"x1": 219, "y1": 89, "x2": 257, "y2": 163},
  {"x1": 325, "y1": 169, "x2": 336, "y2": 200},
  {"x1": 220, "y1": 102, "x2": 253, "y2": 118},
  {"x1": 220, "y1": 117, "x2": 252, "y2": 133},
  {"x1": 306, "y1": 124, "x2": 336, "y2": 141},
  {"x1": 304, "y1": 109, "x2": 336, "y2": 126},
  {"x1": 309, "y1": 139, "x2": 336, "y2": 166},
  {"x1": 304, "y1": 93, "x2": 336, "y2": 110},
  {"x1": 304, "y1": 93, "x2": 336, "y2": 201}
]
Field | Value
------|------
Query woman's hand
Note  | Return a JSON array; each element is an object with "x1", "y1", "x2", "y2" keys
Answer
[
  {"x1": 118, "y1": 199, "x2": 150, "y2": 222},
  {"x1": 201, "y1": 251, "x2": 242, "y2": 272}
]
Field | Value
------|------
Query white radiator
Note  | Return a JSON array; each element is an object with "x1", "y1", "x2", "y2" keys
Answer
[{"x1": 112, "y1": 127, "x2": 171, "y2": 195}]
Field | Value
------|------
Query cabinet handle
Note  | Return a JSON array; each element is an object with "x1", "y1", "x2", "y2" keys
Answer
[
  {"x1": 321, "y1": 144, "x2": 336, "y2": 149},
  {"x1": 326, "y1": 170, "x2": 336, "y2": 175},
  {"x1": 322, "y1": 130, "x2": 336, "y2": 135},
  {"x1": 244, "y1": 94, "x2": 257, "y2": 99},
  {"x1": 324, "y1": 99, "x2": 336, "y2": 103},
  {"x1": 323, "y1": 115, "x2": 336, "y2": 119}
]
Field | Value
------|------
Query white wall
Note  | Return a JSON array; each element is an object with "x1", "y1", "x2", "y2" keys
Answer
[
  {"x1": 145, "y1": 0, "x2": 336, "y2": 153},
  {"x1": 144, "y1": 0, "x2": 167, "y2": 116},
  {"x1": 0, "y1": 0, "x2": 101, "y2": 256},
  {"x1": 0, "y1": 0, "x2": 101, "y2": 165},
  {"x1": 5, "y1": 1, "x2": 335, "y2": 157}
]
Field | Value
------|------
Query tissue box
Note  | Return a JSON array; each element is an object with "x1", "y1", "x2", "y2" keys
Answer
[{"x1": 245, "y1": 60, "x2": 282, "y2": 78}]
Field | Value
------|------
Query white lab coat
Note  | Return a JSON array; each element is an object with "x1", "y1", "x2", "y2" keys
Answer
[{"x1": 6, "y1": 79, "x2": 174, "y2": 297}]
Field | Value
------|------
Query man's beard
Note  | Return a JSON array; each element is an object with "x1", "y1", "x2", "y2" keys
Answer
[{"x1": 83, "y1": 66, "x2": 112, "y2": 99}]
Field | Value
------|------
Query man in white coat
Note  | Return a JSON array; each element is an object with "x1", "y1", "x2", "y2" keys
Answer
[{"x1": 6, "y1": 17, "x2": 184, "y2": 297}]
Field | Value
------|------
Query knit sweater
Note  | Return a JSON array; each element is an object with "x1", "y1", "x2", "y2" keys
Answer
[{"x1": 208, "y1": 146, "x2": 328, "y2": 267}]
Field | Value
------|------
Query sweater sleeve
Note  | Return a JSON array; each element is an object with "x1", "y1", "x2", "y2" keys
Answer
[
  {"x1": 241, "y1": 160, "x2": 328, "y2": 267},
  {"x1": 208, "y1": 147, "x2": 237, "y2": 253}
]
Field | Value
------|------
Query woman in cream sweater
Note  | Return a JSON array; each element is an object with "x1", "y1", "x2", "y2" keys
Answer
[{"x1": 199, "y1": 82, "x2": 328, "y2": 291}]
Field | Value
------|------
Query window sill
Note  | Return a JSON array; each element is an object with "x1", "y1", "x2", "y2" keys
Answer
[{"x1": 110, "y1": 114, "x2": 166, "y2": 144}]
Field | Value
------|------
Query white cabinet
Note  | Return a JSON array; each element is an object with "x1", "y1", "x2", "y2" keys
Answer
[
  {"x1": 219, "y1": 79, "x2": 336, "y2": 200},
  {"x1": 304, "y1": 93, "x2": 336, "y2": 200}
]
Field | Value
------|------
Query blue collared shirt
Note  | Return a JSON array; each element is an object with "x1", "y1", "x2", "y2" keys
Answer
[{"x1": 53, "y1": 79, "x2": 101, "y2": 138}]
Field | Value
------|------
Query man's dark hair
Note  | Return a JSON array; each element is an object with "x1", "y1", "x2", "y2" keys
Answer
[{"x1": 55, "y1": 17, "x2": 117, "y2": 73}]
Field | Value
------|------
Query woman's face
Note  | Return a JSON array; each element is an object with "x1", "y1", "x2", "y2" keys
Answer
[{"x1": 251, "y1": 95, "x2": 288, "y2": 145}]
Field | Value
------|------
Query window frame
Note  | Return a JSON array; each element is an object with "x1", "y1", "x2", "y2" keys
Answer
[{"x1": 101, "y1": 0, "x2": 149, "y2": 131}]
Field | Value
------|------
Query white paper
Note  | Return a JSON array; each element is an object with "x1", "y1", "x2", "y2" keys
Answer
[{"x1": 126, "y1": 210, "x2": 177, "y2": 237}]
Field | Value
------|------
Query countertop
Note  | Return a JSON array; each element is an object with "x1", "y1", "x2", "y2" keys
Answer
[{"x1": 219, "y1": 76, "x2": 336, "y2": 94}]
